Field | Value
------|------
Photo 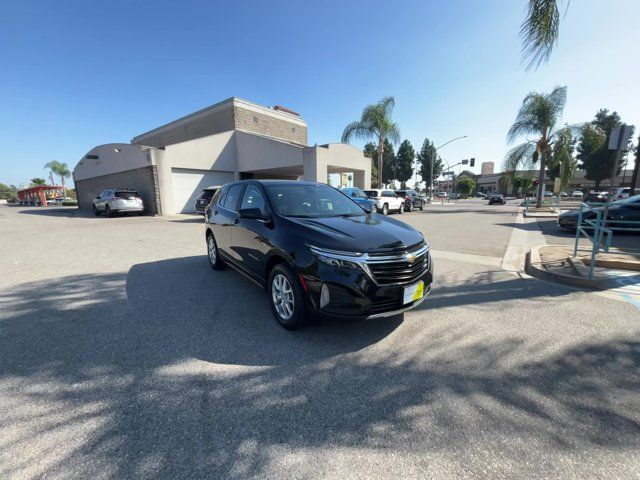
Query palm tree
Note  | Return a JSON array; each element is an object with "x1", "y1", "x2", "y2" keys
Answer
[
  {"x1": 521, "y1": 0, "x2": 568, "y2": 70},
  {"x1": 341, "y1": 97, "x2": 400, "y2": 187},
  {"x1": 504, "y1": 85, "x2": 575, "y2": 208},
  {"x1": 44, "y1": 161, "x2": 71, "y2": 197}
]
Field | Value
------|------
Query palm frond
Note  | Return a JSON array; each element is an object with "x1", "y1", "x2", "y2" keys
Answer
[
  {"x1": 341, "y1": 120, "x2": 375, "y2": 144},
  {"x1": 520, "y1": 0, "x2": 563, "y2": 71},
  {"x1": 504, "y1": 142, "x2": 536, "y2": 172}
]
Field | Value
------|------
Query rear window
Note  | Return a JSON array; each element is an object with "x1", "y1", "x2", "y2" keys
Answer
[
  {"x1": 201, "y1": 189, "x2": 217, "y2": 200},
  {"x1": 115, "y1": 191, "x2": 140, "y2": 199}
]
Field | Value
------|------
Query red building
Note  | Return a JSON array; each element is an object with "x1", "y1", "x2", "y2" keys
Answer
[{"x1": 17, "y1": 185, "x2": 63, "y2": 206}]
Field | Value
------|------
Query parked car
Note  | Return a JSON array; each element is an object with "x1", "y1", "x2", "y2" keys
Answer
[
  {"x1": 472, "y1": 192, "x2": 487, "y2": 198},
  {"x1": 612, "y1": 187, "x2": 631, "y2": 200},
  {"x1": 571, "y1": 190, "x2": 584, "y2": 198},
  {"x1": 394, "y1": 189, "x2": 425, "y2": 211},
  {"x1": 436, "y1": 191, "x2": 449, "y2": 198},
  {"x1": 195, "y1": 186, "x2": 221, "y2": 215},
  {"x1": 92, "y1": 188, "x2": 144, "y2": 216},
  {"x1": 340, "y1": 187, "x2": 378, "y2": 213},
  {"x1": 558, "y1": 194, "x2": 640, "y2": 230},
  {"x1": 487, "y1": 193, "x2": 506, "y2": 205},
  {"x1": 204, "y1": 180, "x2": 434, "y2": 329},
  {"x1": 48, "y1": 196, "x2": 74, "y2": 205},
  {"x1": 362, "y1": 189, "x2": 405, "y2": 215},
  {"x1": 584, "y1": 191, "x2": 608, "y2": 204}
]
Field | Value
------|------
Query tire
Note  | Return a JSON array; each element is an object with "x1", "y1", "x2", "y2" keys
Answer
[
  {"x1": 407, "y1": 202, "x2": 413, "y2": 212},
  {"x1": 398, "y1": 203, "x2": 404, "y2": 214},
  {"x1": 268, "y1": 263, "x2": 306, "y2": 330},
  {"x1": 105, "y1": 205, "x2": 112, "y2": 217},
  {"x1": 419, "y1": 203, "x2": 424, "y2": 211},
  {"x1": 371, "y1": 204, "x2": 377, "y2": 213},
  {"x1": 206, "y1": 232, "x2": 225, "y2": 270},
  {"x1": 382, "y1": 204, "x2": 389, "y2": 215},
  {"x1": 93, "y1": 205, "x2": 100, "y2": 216}
]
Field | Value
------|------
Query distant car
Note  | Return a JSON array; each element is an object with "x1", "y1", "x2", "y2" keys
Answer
[
  {"x1": 195, "y1": 186, "x2": 221, "y2": 215},
  {"x1": 48, "y1": 196, "x2": 74, "y2": 205},
  {"x1": 584, "y1": 192, "x2": 608, "y2": 204},
  {"x1": 93, "y1": 188, "x2": 144, "y2": 216},
  {"x1": 558, "y1": 194, "x2": 640, "y2": 230},
  {"x1": 612, "y1": 187, "x2": 631, "y2": 200},
  {"x1": 436, "y1": 191, "x2": 449, "y2": 198},
  {"x1": 394, "y1": 189, "x2": 425, "y2": 211},
  {"x1": 488, "y1": 193, "x2": 506, "y2": 205},
  {"x1": 363, "y1": 189, "x2": 404, "y2": 215},
  {"x1": 472, "y1": 192, "x2": 487, "y2": 198},
  {"x1": 543, "y1": 191, "x2": 554, "y2": 197},
  {"x1": 571, "y1": 190, "x2": 584, "y2": 198},
  {"x1": 559, "y1": 191, "x2": 568, "y2": 197},
  {"x1": 340, "y1": 187, "x2": 378, "y2": 213}
]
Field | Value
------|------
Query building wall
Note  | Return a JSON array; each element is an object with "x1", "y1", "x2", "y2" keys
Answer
[
  {"x1": 235, "y1": 130, "x2": 305, "y2": 172},
  {"x1": 74, "y1": 144, "x2": 152, "y2": 181},
  {"x1": 131, "y1": 102, "x2": 236, "y2": 149},
  {"x1": 75, "y1": 165, "x2": 161, "y2": 214},
  {"x1": 234, "y1": 104, "x2": 307, "y2": 146}
]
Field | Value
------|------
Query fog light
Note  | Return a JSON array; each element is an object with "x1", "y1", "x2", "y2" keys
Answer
[{"x1": 320, "y1": 283, "x2": 330, "y2": 309}]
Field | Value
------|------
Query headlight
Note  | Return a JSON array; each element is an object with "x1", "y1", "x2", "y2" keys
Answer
[{"x1": 308, "y1": 245, "x2": 363, "y2": 270}]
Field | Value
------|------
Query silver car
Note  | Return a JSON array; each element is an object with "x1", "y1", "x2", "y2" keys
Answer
[{"x1": 93, "y1": 188, "x2": 144, "y2": 216}]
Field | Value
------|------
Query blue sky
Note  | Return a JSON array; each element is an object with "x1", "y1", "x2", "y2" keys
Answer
[{"x1": 1, "y1": 0, "x2": 639, "y2": 187}]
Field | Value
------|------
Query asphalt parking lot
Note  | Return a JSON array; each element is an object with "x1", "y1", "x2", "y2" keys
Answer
[{"x1": 1, "y1": 203, "x2": 639, "y2": 479}]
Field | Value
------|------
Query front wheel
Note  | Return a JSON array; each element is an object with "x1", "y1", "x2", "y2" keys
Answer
[
  {"x1": 105, "y1": 205, "x2": 113, "y2": 217},
  {"x1": 419, "y1": 203, "x2": 424, "y2": 211},
  {"x1": 268, "y1": 264, "x2": 306, "y2": 330},
  {"x1": 93, "y1": 205, "x2": 100, "y2": 216},
  {"x1": 398, "y1": 203, "x2": 404, "y2": 214},
  {"x1": 407, "y1": 202, "x2": 413, "y2": 212},
  {"x1": 382, "y1": 204, "x2": 389, "y2": 215}
]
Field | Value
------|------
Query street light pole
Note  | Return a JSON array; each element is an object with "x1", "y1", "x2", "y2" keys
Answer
[{"x1": 430, "y1": 135, "x2": 468, "y2": 202}]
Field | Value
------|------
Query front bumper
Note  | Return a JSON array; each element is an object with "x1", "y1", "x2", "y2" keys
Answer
[{"x1": 301, "y1": 255, "x2": 434, "y2": 319}]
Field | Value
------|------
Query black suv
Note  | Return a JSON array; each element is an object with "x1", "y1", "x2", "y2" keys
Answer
[
  {"x1": 195, "y1": 186, "x2": 220, "y2": 215},
  {"x1": 205, "y1": 180, "x2": 434, "y2": 329},
  {"x1": 394, "y1": 190, "x2": 426, "y2": 211}
]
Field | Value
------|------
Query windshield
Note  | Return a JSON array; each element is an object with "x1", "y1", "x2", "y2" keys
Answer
[
  {"x1": 266, "y1": 184, "x2": 365, "y2": 218},
  {"x1": 201, "y1": 189, "x2": 217, "y2": 200}
]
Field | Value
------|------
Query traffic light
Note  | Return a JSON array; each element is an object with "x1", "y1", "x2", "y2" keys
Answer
[{"x1": 470, "y1": 158, "x2": 475, "y2": 167}]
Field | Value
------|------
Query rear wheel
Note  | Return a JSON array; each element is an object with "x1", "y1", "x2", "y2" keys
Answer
[
  {"x1": 407, "y1": 202, "x2": 413, "y2": 212},
  {"x1": 398, "y1": 203, "x2": 404, "y2": 214},
  {"x1": 207, "y1": 233, "x2": 225, "y2": 270},
  {"x1": 419, "y1": 202, "x2": 424, "y2": 210},
  {"x1": 268, "y1": 264, "x2": 306, "y2": 330},
  {"x1": 382, "y1": 204, "x2": 389, "y2": 215}
]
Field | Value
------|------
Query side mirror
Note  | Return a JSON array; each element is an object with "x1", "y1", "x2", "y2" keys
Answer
[
  {"x1": 239, "y1": 207, "x2": 269, "y2": 220},
  {"x1": 361, "y1": 204, "x2": 373, "y2": 214},
  {"x1": 95, "y1": 196, "x2": 101, "y2": 199}
]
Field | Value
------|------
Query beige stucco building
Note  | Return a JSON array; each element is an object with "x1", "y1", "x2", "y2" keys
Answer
[{"x1": 73, "y1": 97, "x2": 371, "y2": 214}]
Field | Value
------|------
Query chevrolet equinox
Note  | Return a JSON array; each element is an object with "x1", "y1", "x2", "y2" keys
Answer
[{"x1": 204, "y1": 180, "x2": 433, "y2": 329}]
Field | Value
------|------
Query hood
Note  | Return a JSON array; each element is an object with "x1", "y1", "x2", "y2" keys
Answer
[
  {"x1": 560, "y1": 204, "x2": 625, "y2": 219},
  {"x1": 284, "y1": 214, "x2": 424, "y2": 252}
]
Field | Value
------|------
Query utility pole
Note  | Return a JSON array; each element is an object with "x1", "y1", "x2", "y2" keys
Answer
[
  {"x1": 631, "y1": 140, "x2": 639, "y2": 196},
  {"x1": 429, "y1": 135, "x2": 468, "y2": 202}
]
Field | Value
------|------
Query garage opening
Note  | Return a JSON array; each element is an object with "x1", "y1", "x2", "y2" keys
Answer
[{"x1": 171, "y1": 168, "x2": 235, "y2": 213}]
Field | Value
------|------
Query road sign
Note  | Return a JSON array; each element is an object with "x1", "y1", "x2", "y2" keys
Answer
[
  {"x1": 442, "y1": 171, "x2": 453, "y2": 176},
  {"x1": 608, "y1": 125, "x2": 633, "y2": 150}
]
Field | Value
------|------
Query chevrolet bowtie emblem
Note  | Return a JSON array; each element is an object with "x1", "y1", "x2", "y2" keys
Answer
[{"x1": 404, "y1": 253, "x2": 416, "y2": 263}]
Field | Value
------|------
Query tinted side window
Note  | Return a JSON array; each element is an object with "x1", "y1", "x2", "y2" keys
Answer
[
  {"x1": 240, "y1": 185, "x2": 267, "y2": 216},
  {"x1": 222, "y1": 184, "x2": 243, "y2": 211},
  {"x1": 382, "y1": 191, "x2": 395, "y2": 197}
]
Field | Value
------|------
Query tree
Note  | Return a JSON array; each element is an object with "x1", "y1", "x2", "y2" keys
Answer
[
  {"x1": 513, "y1": 175, "x2": 535, "y2": 196},
  {"x1": 456, "y1": 178, "x2": 475, "y2": 196},
  {"x1": 44, "y1": 161, "x2": 71, "y2": 195},
  {"x1": 379, "y1": 139, "x2": 397, "y2": 186},
  {"x1": 395, "y1": 140, "x2": 415, "y2": 188},
  {"x1": 0, "y1": 183, "x2": 18, "y2": 200},
  {"x1": 521, "y1": 0, "x2": 568, "y2": 70},
  {"x1": 417, "y1": 138, "x2": 443, "y2": 193},
  {"x1": 547, "y1": 127, "x2": 577, "y2": 191},
  {"x1": 30, "y1": 178, "x2": 46, "y2": 186},
  {"x1": 577, "y1": 110, "x2": 634, "y2": 190},
  {"x1": 342, "y1": 97, "x2": 400, "y2": 187},
  {"x1": 504, "y1": 85, "x2": 573, "y2": 207},
  {"x1": 363, "y1": 143, "x2": 379, "y2": 187}
]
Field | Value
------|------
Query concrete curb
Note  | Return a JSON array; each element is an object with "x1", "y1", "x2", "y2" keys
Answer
[{"x1": 524, "y1": 245, "x2": 616, "y2": 290}]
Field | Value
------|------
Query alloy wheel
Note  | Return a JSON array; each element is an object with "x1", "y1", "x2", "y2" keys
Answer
[
  {"x1": 208, "y1": 236, "x2": 217, "y2": 264},
  {"x1": 271, "y1": 274, "x2": 294, "y2": 320}
]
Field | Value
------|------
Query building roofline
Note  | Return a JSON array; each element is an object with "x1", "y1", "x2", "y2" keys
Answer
[{"x1": 131, "y1": 97, "x2": 307, "y2": 144}]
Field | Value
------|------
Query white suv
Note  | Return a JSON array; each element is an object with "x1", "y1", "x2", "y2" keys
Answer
[{"x1": 363, "y1": 189, "x2": 405, "y2": 215}]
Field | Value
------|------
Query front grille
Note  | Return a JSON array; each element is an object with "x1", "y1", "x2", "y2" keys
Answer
[
  {"x1": 370, "y1": 298, "x2": 402, "y2": 314},
  {"x1": 365, "y1": 242, "x2": 430, "y2": 285}
]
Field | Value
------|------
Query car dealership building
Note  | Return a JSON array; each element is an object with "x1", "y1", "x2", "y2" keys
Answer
[{"x1": 73, "y1": 97, "x2": 371, "y2": 215}]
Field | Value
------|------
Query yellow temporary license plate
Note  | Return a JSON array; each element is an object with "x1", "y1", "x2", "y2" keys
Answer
[{"x1": 403, "y1": 281, "x2": 424, "y2": 305}]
